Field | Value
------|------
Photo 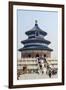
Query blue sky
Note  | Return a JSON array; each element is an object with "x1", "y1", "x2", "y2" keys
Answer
[{"x1": 17, "y1": 9, "x2": 58, "y2": 59}]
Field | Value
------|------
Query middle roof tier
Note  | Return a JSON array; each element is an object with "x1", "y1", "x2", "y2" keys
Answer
[{"x1": 21, "y1": 38, "x2": 51, "y2": 45}]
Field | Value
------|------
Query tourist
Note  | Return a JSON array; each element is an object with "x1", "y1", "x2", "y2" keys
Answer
[{"x1": 49, "y1": 70, "x2": 51, "y2": 78}]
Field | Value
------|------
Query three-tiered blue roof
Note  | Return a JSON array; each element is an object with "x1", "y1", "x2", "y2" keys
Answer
[{"x1": 19, "y1": 20, "x2": 53, "y2": 51}]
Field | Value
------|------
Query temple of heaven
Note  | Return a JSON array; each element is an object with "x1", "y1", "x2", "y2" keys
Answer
[{"x1": 19, "y1": 20, "x2": 53, "y2": 58}]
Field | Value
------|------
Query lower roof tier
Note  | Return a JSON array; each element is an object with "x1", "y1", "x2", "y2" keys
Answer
[
  {"x1": 21, "y1": 38, "x2": 51, "y2": 45},
  {"x1": 19, "y1": 45, "x2": 53, "y2": 51}
]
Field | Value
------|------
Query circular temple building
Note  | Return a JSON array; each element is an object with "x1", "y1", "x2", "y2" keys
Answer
[{"x1": 19, "y1": 20, "x2": 53, "y2": 58}]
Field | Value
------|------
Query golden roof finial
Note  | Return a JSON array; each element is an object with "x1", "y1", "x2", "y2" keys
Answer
[{"x1": 35, "y1": 20, "x2": 38, "y2": 25}]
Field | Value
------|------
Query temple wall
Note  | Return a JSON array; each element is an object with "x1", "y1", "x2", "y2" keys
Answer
[{"x1": 21, "y1": 50, "x2": 51, "y2": 58}]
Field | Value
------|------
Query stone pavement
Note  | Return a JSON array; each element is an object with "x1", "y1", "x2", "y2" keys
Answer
[{"x1": 18, "y1": 73, "x2": 58, "y2": 80}]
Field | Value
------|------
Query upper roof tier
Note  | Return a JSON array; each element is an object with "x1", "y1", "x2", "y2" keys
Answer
[{"x1": 25, "y1": 20, "x2": 47, "y2": 36}]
